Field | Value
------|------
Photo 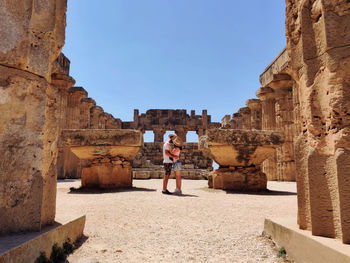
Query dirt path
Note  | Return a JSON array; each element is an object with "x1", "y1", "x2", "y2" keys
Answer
[{"x1": 56, "y1": 179, "x2": 297, "y2": 263}]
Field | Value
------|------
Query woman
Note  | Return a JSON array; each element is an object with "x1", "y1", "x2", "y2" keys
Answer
[{"x1": 171, "y1": 136, "x2": 183, "y2": 195}]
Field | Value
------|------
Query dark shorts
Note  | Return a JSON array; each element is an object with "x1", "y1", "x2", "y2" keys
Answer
[{"x1": 164, "y1": 163, "x2": 173, "y2": 176}]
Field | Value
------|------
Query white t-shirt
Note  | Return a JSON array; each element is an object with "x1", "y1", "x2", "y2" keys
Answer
[{"x1": 163, "y1": 142, "x2": 173, "y2": 163}]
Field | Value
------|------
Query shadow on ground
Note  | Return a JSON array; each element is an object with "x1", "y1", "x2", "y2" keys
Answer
[
  {"x1": 58, "y1": 179, "x2": 80, "y2": 183},
  {"x1": 65, "y1": 235, "x2": 89, "y2": 263},
  {"x1": 175, "y1": 193, "x2": 199, "y2": 198},
  {"x1": 68, "y1": 187, "x2": 157, "y2": 194},
  {"x1": 224, "y1": 189, "x2": 297, "y2": 196}
]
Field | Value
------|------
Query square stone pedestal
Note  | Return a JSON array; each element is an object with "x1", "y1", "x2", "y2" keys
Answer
[
  {"x1": 209, "y1": 167, "x2": 267, "y2": 191},
  {"x1": 82, "y1": 158, "x2": 132, "y2": 188}
]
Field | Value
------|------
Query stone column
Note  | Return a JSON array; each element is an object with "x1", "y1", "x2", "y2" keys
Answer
[
  {"x1": 80, "y1": 98, "x2": 96, "y2": 129},
  {"x1": 286, "y1": 0, "x2": 350, "y2": 243},
  {"x1": 232, "y1": 113, "x2": 243, "y2": 129},
  {"x1": 0, "y1": 0, "x2": 68, "y2": 234},
  {"x1": 64, "y1": 87, "x2": 87, "y2": 179},
  {"x1": 66, "y1": 87, "x2": 88, "y2": 129},
  {"x1": 175, "y1": 128, "x2": 188, "y2": 142},
  {"x1": 153, "y1": 128, "x2": 166, "y2": 142},
  {"x1": 256, "y1": 87, "x2": 277, "y2": 181},
  {"x1": 106, "y1": 114, "x2": 121, "y2": 129},
  {"x1": 90, "y1": 106, "x2": 104, "y2": 129},
  {"x1": 133, "y1": 109, "x2": 139, "y2": 129},
  {"x1": 270, "y1": 77, "x2": 296, "y2": 181},
  {"x1": 202, "y1": 110, "x2": 208, "y2": 129},
  {"x1": 238, "y1": 107, "x2": 252, "y2": 130},
  {"x1": 99, "y1": 112, "x2": 109, "y2": 129},
  {"x1": 51, "y1": 72, "x2": 76, "y2": 179},
  {"x1": 246, "y1": 99, "x2": 262, "y2": 130}
]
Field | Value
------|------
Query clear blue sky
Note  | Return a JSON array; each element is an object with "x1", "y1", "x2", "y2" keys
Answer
[{"x1": 63, "y1": 0, "x2": 286, "y2": 126}]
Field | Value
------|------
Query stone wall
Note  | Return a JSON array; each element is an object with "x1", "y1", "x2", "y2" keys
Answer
[
  {"x1": 122, "y1": 109, "x2": 220, "y2": 141},
  {"x1": 132, "y1": 142, "x2": 213, "y2": 179},
  {"x1": 286, "y1": 0, "x2": 350, "y2": 243},
  {"x1": 257, "y1": 49, "x2": 296, "y2": 182}
]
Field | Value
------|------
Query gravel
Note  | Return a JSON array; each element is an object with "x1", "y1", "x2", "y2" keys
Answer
[{"x1": 56, "y1": 179, "x2": 297, "y2": 263}]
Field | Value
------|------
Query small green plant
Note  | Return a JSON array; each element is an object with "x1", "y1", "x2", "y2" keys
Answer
[
  {"x1": 50, "y1": 243, "x2": 66, "y2": 263},
  {"x1": 35, "y1": 238, "x2": 76, "y2": 263},
  {"x1": 34, "y1": 252, "x2": 52, "y2": 263},
  {"x1": 63, "y1": 237, "x2": 75, "y2": 254},
  {"x1": 277, "y1": 247, "x2": 287, "y2": 259}
]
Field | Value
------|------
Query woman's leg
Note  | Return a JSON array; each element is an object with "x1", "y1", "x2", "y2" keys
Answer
[{"x1": 175, "y1": 169, "x2": 181, "y2": 190}]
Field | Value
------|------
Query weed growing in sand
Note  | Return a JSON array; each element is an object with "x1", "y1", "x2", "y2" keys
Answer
[
  {"x1": 277, "y1": 247, "x2": 287, "y2": 259},
  {"x1": 63, "y1": 237, "x2": 75, "y2": 254},
  {"x1": 34, "y1": 252, "x2": 51, "y2": 263},
  {"x1": 35, "y1": 237, "x2": 76, "y2": 263}
]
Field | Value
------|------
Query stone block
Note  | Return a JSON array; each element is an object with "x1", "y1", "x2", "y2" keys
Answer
[
  {"x1": 211, "y1": 167, "x2": 267, "y2": 191},
  {"x1": 62, "y1": 129, "x2": 142, "y2": 189},
  {"x1": 82, "y1": 163, "x2": 132, "y2": 188},
  {"x1": 200, "y1": 129, "x2": 283, "y2": 191}
]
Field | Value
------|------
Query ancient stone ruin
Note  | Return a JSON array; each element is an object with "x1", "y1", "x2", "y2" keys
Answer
[
  {"x1": 221, "y1": 49, "x2": 296, "y2": 182},
  {"x1": 123, "y1": 109, "x2": 220, "y2": 179},
  {"x1": 1, "y1": 3, "x2": 350, "y2": 263},
  {"x1": 62, "y1": 129, "x2": 142, "y2": 188},
  {"x1": 285, "y1": 0, "x2": 350, "y2": 244},
  {"x1": 200, "y1": 129, "x2": 284, "y2": 191}
]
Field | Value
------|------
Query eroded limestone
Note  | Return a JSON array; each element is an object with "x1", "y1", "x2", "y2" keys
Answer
[
  {"x1": 200, "y1": 129, "x2": 284, "y2": 191},
  {"x1": 62, "y1": 129, "x2": 143, "y2": 188}
]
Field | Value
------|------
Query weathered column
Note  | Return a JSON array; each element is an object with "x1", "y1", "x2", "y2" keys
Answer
[
  {"x1": 238, "y1": 107, "x2": 252, "y2": 130},
  {"x1": 0, "y1": 0, "x2": 68, "y2": 234},
  {"x1": 256, "y1": 87, "x2": 277, "y2": 180},
  {"x1": 99, "y1": 112, "x2": 109, "y2": 129},
  {"x1": 80, "y1": 98, "x2": 96, "y2": 129},
  {"x1": 90, "y1": 106, "x2": 104, "y2": 129},
  {"x1": 66, "y1": 87, "x2": 88, "y2": 129},
  {"x1": 51, "y1": 61, "x2": 76, "y2": 179},
  {"x1": 133, "y1": 109, "x2": 139, "y2": 129},
  {"x1": 232, "y1": 113, "x2": 243, "y2": 129},
  {"x1": 202, "y1": 110, "x2": 208, "y2": 129},
  {"x1": 105, "y1": 114, "x2": 121, "y2": 129},
  {"x1": 153, "y1": 128, "x2": 166, "y2": 142},
  {"x1": 270, "y1": 77, "x2": 296, "y2": 181},
  {"x1": 64, "y1": 87, "x2": 87, "y2": 179},
  {"x1": 286, "y1": 0, "x2": 350, "y2": 243},
  {"x1": 246, "y1": 99, "x2": 262, "y2": 130},
  {"x1": 175, "y1": 127, "x2": 188, "y2": 142}
]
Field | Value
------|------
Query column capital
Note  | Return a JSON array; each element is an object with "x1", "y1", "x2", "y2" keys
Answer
[
  {"x1": 256, "y1": 87, "x2": 275, "y2": 100},
  {"x1": 246, "y1": 99, "x2": 261, "y2": 110}
]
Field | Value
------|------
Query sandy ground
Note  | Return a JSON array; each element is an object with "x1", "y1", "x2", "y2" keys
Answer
[{"x1": 56, "y1": 179, "x2": 297, "y2": 263}]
